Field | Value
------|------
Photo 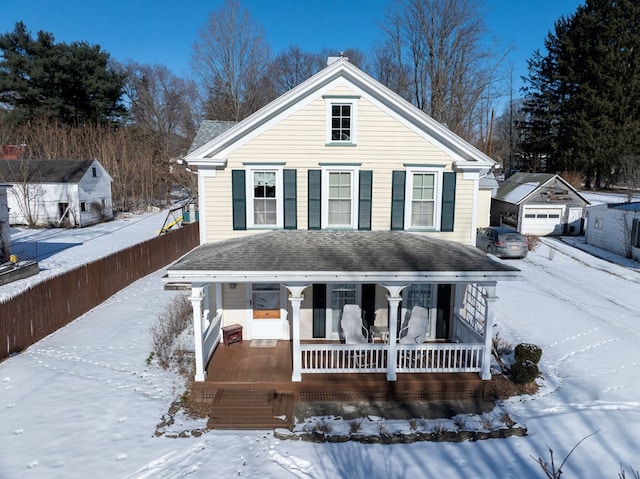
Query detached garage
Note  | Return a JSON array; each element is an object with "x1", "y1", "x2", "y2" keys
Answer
[{"x1": 491, "y1": 173, "x2": 589, "y2": 236}]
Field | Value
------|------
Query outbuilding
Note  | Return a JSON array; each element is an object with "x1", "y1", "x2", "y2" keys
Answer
[
  {"x1": 0, "y1": 159, "x2": 113, "y2": 227},
  {"x1": 491, "y1": 173, "x2": 589, "y2": 236}
]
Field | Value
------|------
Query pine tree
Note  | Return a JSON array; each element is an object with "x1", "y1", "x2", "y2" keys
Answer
[
  {"x1": 520, "y1": 0, "x2": 640, "y2": 188},
  {"x1": 0, "y1": 22, "x2": 126, "y2": 125}
]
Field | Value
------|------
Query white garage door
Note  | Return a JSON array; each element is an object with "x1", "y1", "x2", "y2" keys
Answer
[{"x1": 522, "y1": 207, "x2": 564, "y2": 235}]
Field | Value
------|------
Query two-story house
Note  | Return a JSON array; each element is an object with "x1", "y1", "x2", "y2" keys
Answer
[{"x1": 165, "y1": 58, "x2": 521, "y2": 407}]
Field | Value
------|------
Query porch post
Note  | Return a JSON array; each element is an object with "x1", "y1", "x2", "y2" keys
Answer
[
  {"x1": 481, "y1": 283, "x2": 498, "y2": 380},
  {"x1": 286, "y1": 285, "x2": 309, "y2": 382},
  {"x1": 190, "y1": 284, "x2": 206, "y2": 382},
  {"x1": 382, "y1": 285, "x2": 406, "y2": 381}
]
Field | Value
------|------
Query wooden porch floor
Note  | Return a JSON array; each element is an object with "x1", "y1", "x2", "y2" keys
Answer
[{"x1": 194, "y1": 340, "x2": 489, "y2": 404}]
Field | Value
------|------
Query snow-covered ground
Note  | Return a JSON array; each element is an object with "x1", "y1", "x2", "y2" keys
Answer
[
  {"x1": 2, "y1": 208, "x2": 640, "y2": 477},
  {"x1": 0, "y1": 211, "x2": 172, "y2": 301}
]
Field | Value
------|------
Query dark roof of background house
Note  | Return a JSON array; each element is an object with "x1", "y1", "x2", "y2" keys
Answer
[
  {"x1": 0, "y1": 159, "x2": 96, "y2": 183},
  {"x1": 187, "y1": 120, "x2": 238, "y2": 154},
  {"x1": 168, "y1": 230, "x2": 521, "y2": 275},
  {"x1": 609, "y1": 202, "x2": 640, "y2": 212}
]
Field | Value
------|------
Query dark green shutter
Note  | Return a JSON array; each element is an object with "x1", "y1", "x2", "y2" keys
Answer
[
  {"x1": 358, "y1": 170, "x2": 372, "y2": 230},
  {"x1": 312, "y1": 284, "x2": 326, "y2": 338},
  {"x1": 283, "y1": 169, "x2": 297, "y2": 229},
  {"x1": 441, "y1": 172, "x2": 456, "y2": 232},
  {"x1": 231, "y1": 170, "x2": 246, "y2": 230},
  {"x1": 632, "y1": 219, "x2": 639, "y2": 248},
  {"x1": 390, "y1": 170, "x2": 405, "y2": 230},
  {"x1": 308, "y1": 170, "x2": 321, "y2": 230}
]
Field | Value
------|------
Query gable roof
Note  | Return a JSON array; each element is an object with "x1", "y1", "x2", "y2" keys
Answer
[
  {"x1": 187, "y1": 120, "x2": 237, "y2": 154},
  {"x1": 185, "y1": 58, "x2": 495, "y2": 172},
  {"x1": 494, "y1": 172, "x2": 588, "y2": 205},
  {"x1": 166, "y1": 230, "x2": 521, "y2": 283},
  {"x1": 0, "y1": 159, "x2": 99, "y2": 184}
]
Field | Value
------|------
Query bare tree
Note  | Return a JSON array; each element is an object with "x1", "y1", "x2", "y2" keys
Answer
[
  {"x1": 0, "y1": 160, "x2": 47, "y2": 227},
  {"x1": 191, "y1": 0, "x2": 271, "y2": 121},
  {"x1": 122, "y1": 62, "x2": 199, "y2": 159},
  {"x1": 617, "y1": 154, "x2": 640, "y2": 203},
  {"x1": 375, "y1": 0, "x2": 507, "y2": 140},
  {"x1": 267, "y1": 46, "x2": 323, "y2": 96}
]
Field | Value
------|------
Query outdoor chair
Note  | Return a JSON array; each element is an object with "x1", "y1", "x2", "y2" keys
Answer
[
  {"x1": 399, "y1": 306, "x2": 430, "y2": 344},
  {"x1": 341, "y1": 304, "x2": 370, "y2": 344}
]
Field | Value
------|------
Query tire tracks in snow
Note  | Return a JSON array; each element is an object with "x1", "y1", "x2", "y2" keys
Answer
[{"x1": 520, "y1": 249, "x2": 640, "y2": 338}]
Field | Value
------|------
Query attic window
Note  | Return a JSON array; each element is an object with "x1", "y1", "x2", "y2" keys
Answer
[
  {"x1": 92, "y1": 166, "x2": 97, "y2": 177},
  {"x1": 324, "y1": 96, "x2": 359, "y2": 145}
]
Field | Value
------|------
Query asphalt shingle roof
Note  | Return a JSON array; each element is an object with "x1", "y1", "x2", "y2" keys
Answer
[
  {"x1": 187, "y1": 120, "x2": 237, "y2": 154},
  {"x1": 0, "y1": 159, "x2": 95, "y2": 183},
  {"x1": 168, "y1": 230, "x2": 520, "y2": 275}
]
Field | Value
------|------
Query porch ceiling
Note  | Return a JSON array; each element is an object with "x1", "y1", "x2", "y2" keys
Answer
[{"x1": 165, "y1": 231, "x2": 521, "y2": 284}]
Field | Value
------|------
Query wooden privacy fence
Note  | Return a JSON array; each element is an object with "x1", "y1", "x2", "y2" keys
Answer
[{"x1": 0, "y1": 222, "x2": 199, "y2": 360}]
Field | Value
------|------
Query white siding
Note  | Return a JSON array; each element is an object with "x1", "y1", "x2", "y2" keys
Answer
[{"x1": 585, "y1": 205, "x2": 637, "y2": 257}]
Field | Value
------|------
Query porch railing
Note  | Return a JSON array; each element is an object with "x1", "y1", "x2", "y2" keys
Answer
[
  {"x1": 300, "y1": 342, "x2": 483, "y2": 374},
  {"x1": 396, "y1": 343, "x2": 483, "y2": 373},
  {"x1": 301, "y1": 343, "x2": 388, "y2": 373}
]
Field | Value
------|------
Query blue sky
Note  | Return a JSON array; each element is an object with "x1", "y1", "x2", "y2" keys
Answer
[{"x1": 1, "y1": 0, "x2": 583, "y2": 103}]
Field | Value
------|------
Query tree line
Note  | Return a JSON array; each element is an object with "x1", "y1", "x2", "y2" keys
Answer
[{"x1": 3, "y1": 0, "x2": 636, "y2": 217}]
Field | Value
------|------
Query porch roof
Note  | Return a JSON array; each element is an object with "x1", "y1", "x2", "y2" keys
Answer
[{"x1": 165, "y1": 231, "x2": 521, "y2": 284}]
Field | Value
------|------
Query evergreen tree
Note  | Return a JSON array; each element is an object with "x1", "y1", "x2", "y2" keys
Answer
[
  {"x1": 520, "y1": 0, "x2": 640, "y2": 188},
  {"x1": 0, "y1": 22, "x2": 126, "y2": 125}
]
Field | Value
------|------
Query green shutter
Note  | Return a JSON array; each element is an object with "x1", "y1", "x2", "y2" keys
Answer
[
  {"x1": 231, "y1": 170, "x2": 246, "y2": 230},
  {"x1": 632, "y1": 218, "x2": 639, "y2": 248},
  {"x1": 358, "y1": 170, "x2": 372, "y2": 230},
  {"x1": 441, "y1": 172, "x2": 456, "y2": 232},
  {"x1": 390, "y1": 170, "x2": 405, "y2": 230},
  {"x1": 283, "y1": 169, "x2": 297, "y2": 229},
  {"x1": 312, "y1": 284, "x2": 326, "y2": 338},
  {"x1": 308, "y1": 170, "x2": 321, "y2": 230}
]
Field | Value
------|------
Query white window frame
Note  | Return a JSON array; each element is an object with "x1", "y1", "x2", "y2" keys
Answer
[
  {"x1": 321, "y1": 166, "x2": 359, "y2": 229},
  {"x1": 246, "y1": 167, "x2": 283, "y2": 229},
  {"x1": 404, "y1": 167, "x2": 444, "y2": 231},
  {"x1": 324, "y1": 97, "x2": 358, "y2": 145}
]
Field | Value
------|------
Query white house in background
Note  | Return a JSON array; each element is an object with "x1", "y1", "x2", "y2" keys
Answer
[
  {"x1": 491, "y1": 172, "x2": 589, "y2": 236},
  {"x1": 0, "y1": 159, "x2": 113, "y2": 227},
  {"x1": 165, "y1": 58, "x2": 521, "y2": 396},
  {"x1": 585, "y1": 202, "x2": 640, "y2": 261}
]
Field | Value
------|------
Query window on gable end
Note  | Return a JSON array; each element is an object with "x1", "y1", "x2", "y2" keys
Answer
[{"x1": 324, "y1": 96, "x2": 358, "y2": 145}]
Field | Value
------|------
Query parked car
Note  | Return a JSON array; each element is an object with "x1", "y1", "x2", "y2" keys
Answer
[{"x1": 476, "y1": 227, "x2": 528, "y2": 259}]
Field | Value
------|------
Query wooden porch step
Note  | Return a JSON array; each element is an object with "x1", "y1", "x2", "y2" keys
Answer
[{"x1": 208, "y1": 389, "x2": 294, "y2": 430}]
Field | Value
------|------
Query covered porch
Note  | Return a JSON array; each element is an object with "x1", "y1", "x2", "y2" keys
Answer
[
  {"x1": 164, "y1": 230, "x2": 521, "y2": 396},
  {"x1": 192, "y1": 339, "x2": 490, "y2": 403}
]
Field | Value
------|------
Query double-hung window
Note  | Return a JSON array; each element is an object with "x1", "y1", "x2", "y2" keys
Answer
[
  {"x1": 404, "y1": 168, "x2": 443, "y2": 230},
  {"x1": 322, "y1": 167, "x2": 358, "y2": 229},
  {"x1": 247, "y1": 168, "x2": 282, "y2": 228},
  {"x1": 324, "y1": 96, "x2": 358, "y2": 145}
]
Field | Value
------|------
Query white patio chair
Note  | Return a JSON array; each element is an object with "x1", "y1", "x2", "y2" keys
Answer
[
  {"x1": 341, "y1": 304, "x2": 370, "y2": 343},
  {"x1": 399, "y1": 306, "x2": 430, "y2": 344}
]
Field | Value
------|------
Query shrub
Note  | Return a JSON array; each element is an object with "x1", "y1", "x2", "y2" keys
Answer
[
  {"x1": 525, "y1": 235, "x2": 540, "y2": 251},
  {"x1": 511, "y1": 359, "x2": 539, "y2": 384},
  {"x1": 150, "y1": 294, "x2": 192, "y2": 370},
  {"x1": 514, "y1": 343, "x2": 542, "y2": 365}
]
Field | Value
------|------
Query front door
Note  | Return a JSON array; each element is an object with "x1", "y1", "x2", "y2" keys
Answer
[{"x1": 250, "y1": 283, "x2": 283, "y2": 339}]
